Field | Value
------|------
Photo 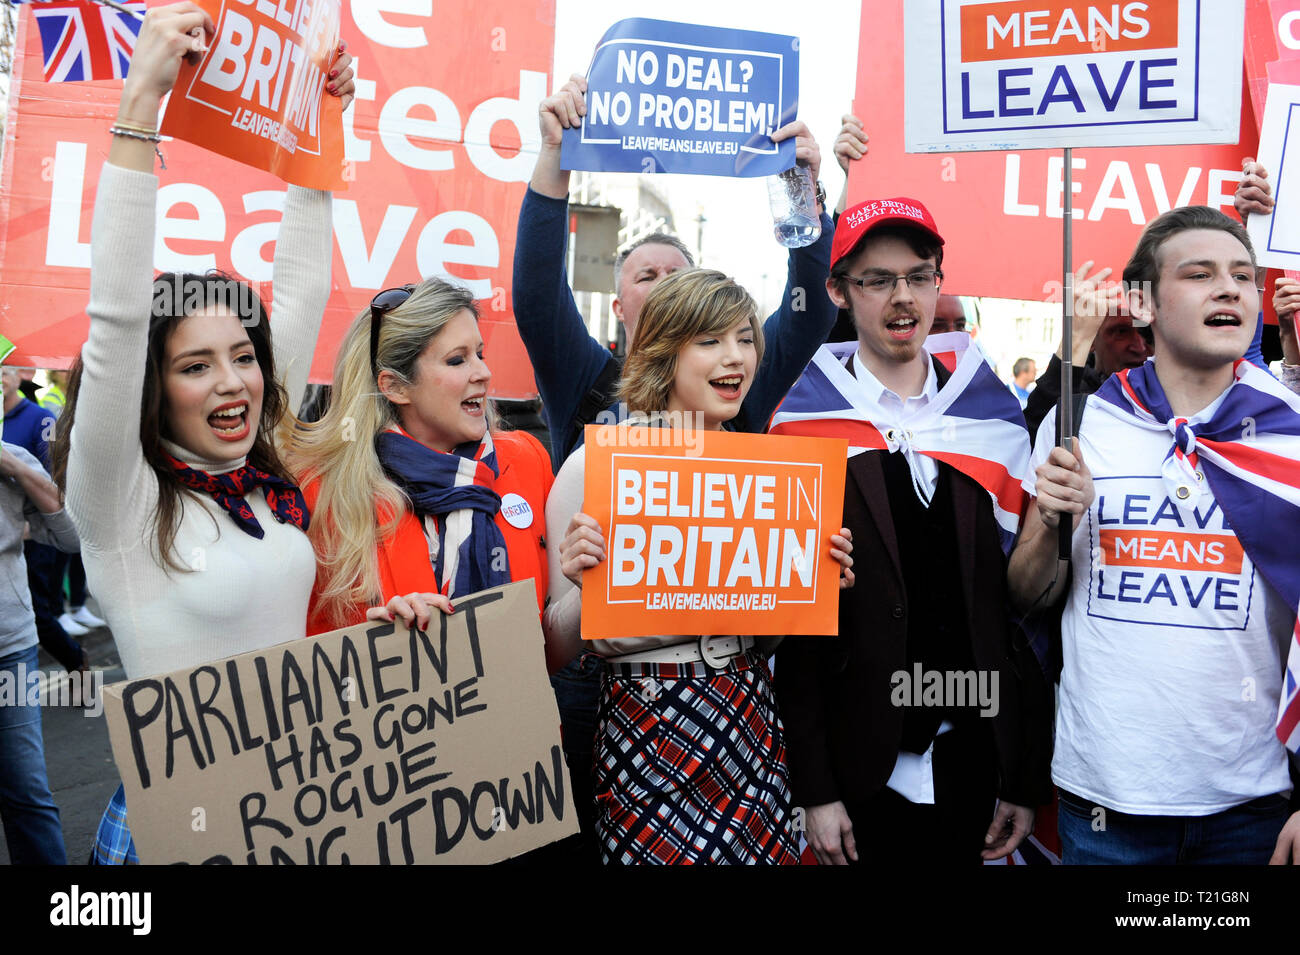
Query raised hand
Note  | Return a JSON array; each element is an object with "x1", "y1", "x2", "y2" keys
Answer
[
  {"x1": 1235, "y1": 158, "x2": 1274, "y2": 221},
  {"x1": 833, "y1": 113, "x2": 868, "y2": 173},
  {"x1": 1069, "y1": 260, "x2": 1125, "y2": 364},
  {"x1": 327, "y1": 42, "x2": 356, "y2": 112},
  {"x1": 771, "y1": 120, "x2": 823, "y2": 189},
  {"x1": 120, "y1": 2, "x2": 214, "y2": 123},
  {"x1": 538, "y1": 73, "x2": 588, "y2": 147}
]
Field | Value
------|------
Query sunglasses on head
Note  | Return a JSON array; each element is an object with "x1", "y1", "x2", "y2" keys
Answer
[{"x1": 369, "y1": 285, "x2": 416, "y2": 377}]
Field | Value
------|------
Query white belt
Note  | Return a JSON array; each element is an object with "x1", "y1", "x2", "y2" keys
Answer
[{"x1": 612, "y1": 635, "x2": 756, "y2": 668}]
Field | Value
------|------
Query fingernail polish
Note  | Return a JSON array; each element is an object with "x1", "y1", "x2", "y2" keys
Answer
[
  {"x1": 328, "y1": 83, "x2": 337, "y2": 93},
  {"x1": 329, "y1": 69, "x2": 339, "y2": 79}
]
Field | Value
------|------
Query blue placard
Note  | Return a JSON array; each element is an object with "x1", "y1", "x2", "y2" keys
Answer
[{"x1": 561, "y1": 19, "x2": 799, "y2": 178}]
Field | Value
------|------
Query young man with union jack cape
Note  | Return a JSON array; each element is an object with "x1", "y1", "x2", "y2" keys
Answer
[
  {"x1": 1009, "y1": 206, "x2": 1300, "y2": 865},
  {"x1": 770, "y1": 198, "x2": 1053, "y2": 865}
]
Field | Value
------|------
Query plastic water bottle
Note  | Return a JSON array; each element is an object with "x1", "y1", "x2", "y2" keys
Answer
[{"x1": 767, "y1": 163, "x2": 821, "y2": 248}]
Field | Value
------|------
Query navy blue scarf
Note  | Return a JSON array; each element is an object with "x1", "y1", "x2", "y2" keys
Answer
[
  {"x1": 374, "y1": 429, "x2": 510, "y2": 597},
  {"x1": 168, "y1": 455, "x2": 309, "y2": 539}
]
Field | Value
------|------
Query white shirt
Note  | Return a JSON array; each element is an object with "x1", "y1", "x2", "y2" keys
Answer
[
  {"x1": 65, "y1": 165, "x2": 329, "y2": 678},
  {"x1": 851, "y1": 350, "x2": 940, "y2": 506},
  {"x1": 1026, "y1": 398, "x2": 1293, "y2": 814}
]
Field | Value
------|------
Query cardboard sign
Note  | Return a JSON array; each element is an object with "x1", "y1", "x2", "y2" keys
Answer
[
  {"x1": 0, "y1": 2, "x2": 551, "y2": 397},
  {"x1": 102, "y1": 582, "x2": 576, "y2": 864},
  {"x1": 159, "y1": 0, "x2": 345, "y2": 190},
  {"x1": 1247, "y1": 82, "x2": 1300, "y2": 267},
  {"x1": 561, "y1": 18, "x2": 798, "y2": 177},
  {"x1": 580, "y1": 426, "x2": 846, "y2": 638},
  {"x1": 904, "y1": 0, "x2": 1245, "y2": 152},
  {"x1": 848, "y1": 0, "x2": 1259, "y2": 302}
]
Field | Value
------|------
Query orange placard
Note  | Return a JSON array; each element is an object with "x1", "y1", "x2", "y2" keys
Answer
[
  {"x1": 0, "y1": 2, "x2": 553, "y2": 396},
  {"x1": 160, "y1": 0, "x2": 345, "y2": 190},
  {"x1": 580, "y1": 426, "x2": 847, "y2": 639},
  {"x1": 959, "y1": 0, "x2": 1180, "y2": 63}
]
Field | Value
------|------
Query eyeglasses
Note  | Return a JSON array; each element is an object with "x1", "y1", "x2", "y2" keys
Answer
[
  {"x1": 369, "y1": 285, "x2": 415, "y2": 377},
  {"x1": 842, "y1": 269, "x2": 943, "y2": 296}
]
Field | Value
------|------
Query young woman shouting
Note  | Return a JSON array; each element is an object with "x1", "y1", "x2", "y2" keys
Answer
[{"x1": 544, "y1": 269, "x2": 853, "y2": 864}]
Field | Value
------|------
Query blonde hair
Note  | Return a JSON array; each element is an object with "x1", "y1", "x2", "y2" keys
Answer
[
  {"x1": 286, "y1": 278, "x2": 489, "y2": 627},
  {"x1": 619, "y1": 269, "x2": 763, "y2": 415}
]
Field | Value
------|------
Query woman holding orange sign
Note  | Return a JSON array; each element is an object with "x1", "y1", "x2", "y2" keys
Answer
[
  {"x1": 544, "y1": 269, "x2": 854, "y2": 864},
  {"x1": 50, "y1": 3, "x2": 354, "y2": 863}
]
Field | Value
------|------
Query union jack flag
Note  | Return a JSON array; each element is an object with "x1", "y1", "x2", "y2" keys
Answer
[
  {"x1": 1092, "y1": 359, "x2": 1300, "y2": 752},
  {"x1": 1283, "y1": 615, "x2": 1300, "y2": 754},
  {"x1": 768, "y1": 333, "x2": 1030, "y2": 554},
  {"x1": 22, "y1": 0, "x2": 146, "y2": 83}
]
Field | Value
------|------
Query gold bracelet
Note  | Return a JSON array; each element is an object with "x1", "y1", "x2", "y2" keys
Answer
[{"x1": 111, "y1": 119, "x2": 159, "y2": 136}]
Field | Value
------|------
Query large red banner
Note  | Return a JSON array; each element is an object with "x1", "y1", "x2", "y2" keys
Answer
[
  {"x1": 160, "y1": 0, "x2": 347, "y2": 190},
  {"x1": 850, "y1": 0, "x2": 1259, "y2": 304},
  {"x1": 0, "y1": 1, "x2": 554, "y2": 398},
  {"x1": 1243, "y1": 1, "x2": 1300, "y2": 325},
  {"x1": 1245, "y1": 0, "x2": 1300, "y2": 136}
]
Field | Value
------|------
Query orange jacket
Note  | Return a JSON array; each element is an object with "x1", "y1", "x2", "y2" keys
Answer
[{"x1": 304, "y1": 429, "x2": 553, "y2": 635}]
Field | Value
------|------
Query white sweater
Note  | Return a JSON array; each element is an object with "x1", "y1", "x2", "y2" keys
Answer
[{"x1": 66, "y1": 163, "x2": 332, "y2": 679}]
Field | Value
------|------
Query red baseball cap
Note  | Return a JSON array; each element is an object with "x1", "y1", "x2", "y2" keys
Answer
[{"x1": 831, "y1": 197, "x2": 945, "y2": 272}]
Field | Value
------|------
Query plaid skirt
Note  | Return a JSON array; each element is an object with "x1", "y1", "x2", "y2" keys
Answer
[
  {"x1": 594, "y1": 652, "x2": 798, "y2": 865},
  {"x1": 91, "y1": 783, "x2": 138, "y2": 865}
]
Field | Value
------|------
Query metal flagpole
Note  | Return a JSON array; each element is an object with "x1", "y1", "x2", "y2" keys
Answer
[
  {"x1": 1058, "y1": 147, "x2": 1074, "y2": 560},
  {"x1": 94, "y1": 0, "x2": 145, "y2": 20}
]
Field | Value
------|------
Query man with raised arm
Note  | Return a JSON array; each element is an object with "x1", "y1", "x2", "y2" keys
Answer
[
  {"x1": 513, "y1": 74, "x2": 837, "y2": 468},
  {"x1": 512, "y1": 75, "x2": 838, "y2": 861}
]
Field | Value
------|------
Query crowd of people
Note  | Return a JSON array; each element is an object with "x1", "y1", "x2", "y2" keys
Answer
[{"x1": 2, "y1": 3, "x2": 1299, "y2": 866}]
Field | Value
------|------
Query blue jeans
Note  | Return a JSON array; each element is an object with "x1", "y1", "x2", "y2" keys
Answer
[
  {"x1": 25, "y1": 541, "x2": 83, "y2": 673},
  {"x1": 0, "y1": 645, "x2": 67, "y2": 864},
  {"x1": 1058, "y1": 787, "x2": 1289, "y2": 865}
]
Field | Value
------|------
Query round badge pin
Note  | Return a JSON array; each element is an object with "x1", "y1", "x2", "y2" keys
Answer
[{"x1": 500, "y1": 492, "x2": 533, "y2": 529}]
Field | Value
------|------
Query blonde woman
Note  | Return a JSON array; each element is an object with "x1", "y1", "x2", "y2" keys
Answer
[
  {"x1": 544, "y1": 269, "x2": 853, "y2": 864},
  {"x1": 288, "y1": 279, "x2": 552, "y2": 636}
]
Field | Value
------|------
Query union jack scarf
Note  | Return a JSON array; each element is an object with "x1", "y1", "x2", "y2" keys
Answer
[
  {"x1": 769, "y1": 333, "x2": 1030, "y2": 554},
  {"x1": 1092, "y1": 359, "x2": 1300, "y2": 752},
  {"x1": 374, "y1": 428, "x2": 510, "y2": 599}
]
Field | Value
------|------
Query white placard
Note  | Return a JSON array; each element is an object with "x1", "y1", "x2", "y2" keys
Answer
[
  {"x1": 1247, "y1": 83, "x2": 1300, "y2": 270},
  {"x1": 904, "y1": 0, "x2": 1245, "y2": 153}
]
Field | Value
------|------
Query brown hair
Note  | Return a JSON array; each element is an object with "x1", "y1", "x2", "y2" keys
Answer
[
  {"x1": 618, "y1": 269, "x2": 763, "y2": 415},
  {"x1": 829, "y1": 223, "x2": 945, "y2": 301},
  {"x1": 52, "y1": 272, "x2": 291, "y2": 573},
  {"x1": 1122, "y1": 205, "x2": 1255, "y2": 302}
]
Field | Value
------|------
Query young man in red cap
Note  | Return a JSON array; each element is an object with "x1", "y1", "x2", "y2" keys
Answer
[{"x1": 770, "y1": 198, "x2": 1052, "y2": 865}]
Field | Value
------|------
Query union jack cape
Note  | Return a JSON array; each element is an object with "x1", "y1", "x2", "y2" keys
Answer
[
  {"x1": 21, "y1": 0, "x2": 146, "y2": 83},
  {"x1": 1092, "y1": 359, "x2": 1300, "y2": 753},
  {"x1": 768, "y1": 334, "x2": 1030, "y2": 554}
]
